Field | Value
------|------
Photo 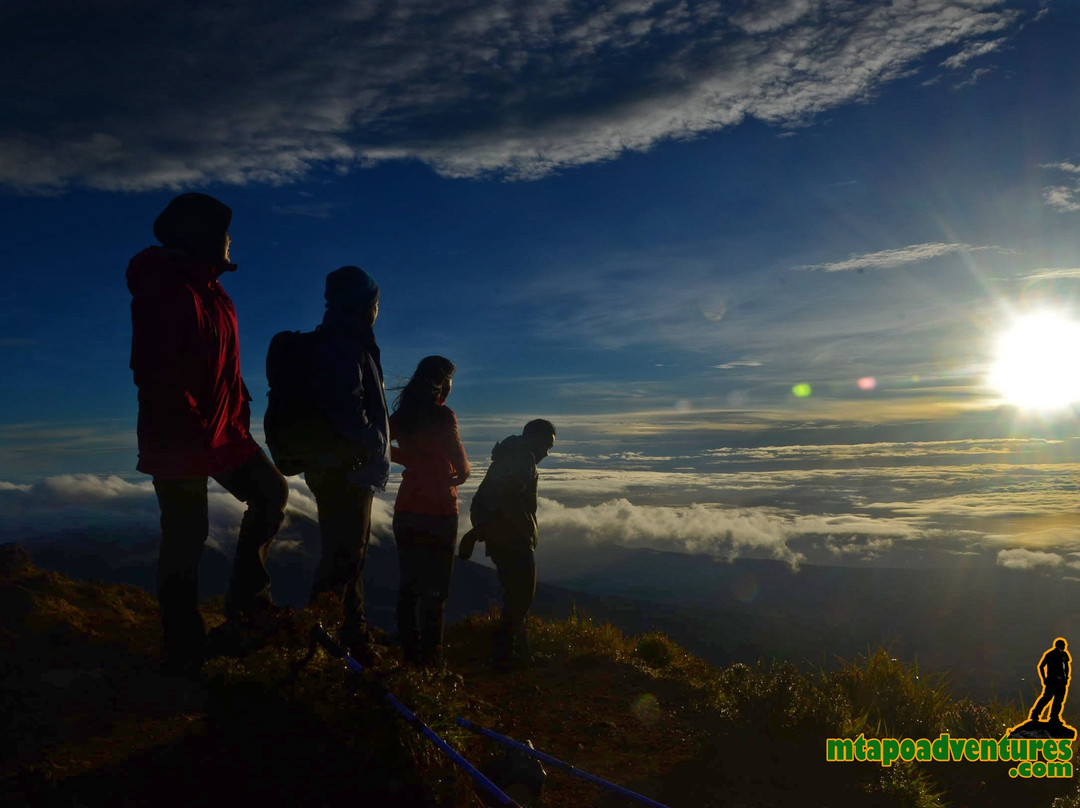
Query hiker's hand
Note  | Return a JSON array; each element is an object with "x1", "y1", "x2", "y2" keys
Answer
[
  {"x1": 344, "y1": 445, "x2": 370, "y2": 471},
  {"x1": 458, "y1": 529, "x2": 478, "y2": 560}
]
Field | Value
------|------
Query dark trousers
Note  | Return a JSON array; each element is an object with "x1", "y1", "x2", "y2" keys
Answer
[
  {"x1": 1032, "y1": 680, "x2": 1068, "y2": 722},
  {"x1": 153, "y1": 448, "x2": 288, "y2": 665},
  {"x1": 487, "y1": 541, "x2": 537, "y2": 664},
  {"x1": 305, "y1": 467, "x2": 374, "y2": 640},
  {"x1": 394, "y1": 512, "x2": 457, "y2": 662}
]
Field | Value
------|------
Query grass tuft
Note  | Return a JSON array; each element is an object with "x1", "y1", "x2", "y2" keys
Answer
[{"x1": 830, "y1": 647, "x2": 952, "y2": 738}]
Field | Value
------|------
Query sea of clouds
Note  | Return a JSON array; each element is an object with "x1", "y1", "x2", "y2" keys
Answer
[{"x1": 5, "y1": 434, "x2": 1080, "y2": 578}]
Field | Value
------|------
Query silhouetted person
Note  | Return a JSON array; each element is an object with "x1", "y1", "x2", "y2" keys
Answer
[
  {"x1": 305, "y1": 267, "x2": 390, "y2": 663},
  {"x1": 127, "y1": 193, "x2": 288, "y2": 677},
  {"x1": 460, "y1": 419, "x2": 556, "y2": 671},
  {"x1": 389, "y1": 356, "x2": 470, "y2": 667},
  {"x1": 1030, "y1": 638, "x2": 1071, "y2": 725}
]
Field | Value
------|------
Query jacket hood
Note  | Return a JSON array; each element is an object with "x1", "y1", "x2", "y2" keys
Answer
[
  {"x1": 491, "y1": 434, "x2": 532, "y2": 462},
  {"x1": 320, "y1": 306, "x2": 378, "y2": 343},
  {"x1": 126, "y1": 246, "x2": 235, "y2": 296}
]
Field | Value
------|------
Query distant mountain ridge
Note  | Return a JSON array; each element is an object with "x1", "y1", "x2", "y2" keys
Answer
[{"x1": 18, "y1": 514, "x2": 1080, "y2": 700}]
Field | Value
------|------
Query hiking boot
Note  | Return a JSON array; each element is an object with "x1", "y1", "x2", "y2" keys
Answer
[
  {"x1": 368, "y1": 625, "x2": 392, "y2": 647},
  {"x1": 402, "y1": 644, "x2": 423, "y2": 666},
  {"x1": 205, "y1": 604, "x2": 297, "y2": 660},
  {"x1": 339, "y1": 626, "x2": 383, "y2": 667},
  {"x1": 489, "y1": 654, "x2": 530, "y2": 674},
  {"x1": 419, "y1": 646, "x2": 446, "y2": 671},
  {"x1": 205, "y1": 619, "x2": 252, "y2": 659},
  {"x1": 344, "y1": 639, "x2": 383, "y2": 667},
  {"x1": 160, "y1": 650, "x2": 205, "y2": 681}
]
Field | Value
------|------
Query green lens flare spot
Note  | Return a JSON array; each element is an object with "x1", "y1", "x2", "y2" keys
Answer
[{"x1": 792, "y1": 383, "x2": 812, "y2": 398}]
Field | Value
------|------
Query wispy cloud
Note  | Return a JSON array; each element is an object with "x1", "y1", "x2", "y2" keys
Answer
[
  {"x1": 271, "y1": 201, "x2": 337, "y2": 219},
  {"x1": 1040, "y1": 162, "x2": 1080, "y2": 212},
  {"x1": 504, "y1": 248, "x2": 971, "y2": 374},
  {"x1": 940, "y1": 38, "x2": 1006, "y2": 70},
  {"x1": 0, "y1": 420, "x2": 138, "y2": 483},
  {"x1": 1020, "y1": 268, "x2": 1080, "y2": 281},
  {"x1": 952, "y1": 66, "x2": 994, "y2": 91},
  {"x1": 0, "y1": 1, "x2": 1022, "y2": 190},
  {"x1": 712, "y1": 360, "x2": 763, "y2": 370},
  {"x1": 704, "y1": 438, "x2": 1075, "y2": 466},
  {"x1": 798, "y1": 242, "x2": 1005, "y2": 273}
]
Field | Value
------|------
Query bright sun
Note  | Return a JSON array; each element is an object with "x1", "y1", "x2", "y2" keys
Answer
[{"x1": 990, "y1": 312, "x2": 1080, "y2": 411}]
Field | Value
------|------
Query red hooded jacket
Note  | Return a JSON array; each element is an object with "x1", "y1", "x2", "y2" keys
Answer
[{"x1": 127, "y1": 246, "x2": 259, "y2": 478}]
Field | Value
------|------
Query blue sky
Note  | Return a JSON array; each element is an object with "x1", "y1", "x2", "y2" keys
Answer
[{"x1": 4, "y1": 0, "x2": 1080, "y2": 579}]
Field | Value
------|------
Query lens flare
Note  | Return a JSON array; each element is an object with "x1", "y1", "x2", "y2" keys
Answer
[
  {"x1": 857, "y1": 377, "x2": 876, "y2": 391},
  {"x1": 631, "y1": 693, "x2": 661, "y2": 725},
  {"x1": 792, "y1": 383, "x2": 812, "y2": 398},
  {"x1": 990, "y1": 313, "x2": 1080, "y2": 411},
  {"x1": 731, "y1": 574, "x2": 758, "y2": 603}
]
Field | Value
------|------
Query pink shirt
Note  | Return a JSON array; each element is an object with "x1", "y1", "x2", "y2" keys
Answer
[{"x1": 390, "y1": 406, "x2": 470, "y2": 515}]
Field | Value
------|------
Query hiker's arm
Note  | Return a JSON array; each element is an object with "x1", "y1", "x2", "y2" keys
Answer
[
  {"x1": 442, "y1": 410, "x2": 471, "y2": 485},
  {"x1": 312, "y1": 339, "x2": 376, "y2": 451},
  {"x1": 495, "y1": 457, "x2": 537, "y2": 541},
  {"x1": 388, "y1": 417, "x2": 404, "y2": 466},
  {"x1": 130, "y1": 290, "x2": 208, "y2": 442}
]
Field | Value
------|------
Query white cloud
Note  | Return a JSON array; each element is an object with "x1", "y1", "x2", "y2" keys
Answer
[
  {"x1": 798, "y1": 242, "x2": 1003, "y2": 272},
  {"x1": 1021, "y1": 268, "x2": 1080, "y2": 281},
  {"x1": 940, "y1": 37, "x2": 1005, "y2": 70},
  {"x1": 7, "y1": 442, "x2": 1080, "y2": 574},
  {"x1": 713, "y1": 360, "x2": 763, "y2": 370},
  {"x1": 997, "y1": 548, "x2": 1064, "y2": 570},
  {"x1": 1042, "y1": 187, "x2": 1080, "y2": 213},
  {"x1": 870, "y1": 490, "x2": 1080, "y2": 520},
  {"x1": 0, "y1": 1, "x2": 1022, "y2": 190},
  {"x1": 1040, "y1": 162, "x2": 1080, "y2": 212},
  {"x1": 536, "y1": 496, "x2": 807, "y2": 566},
  {"x1": 0, "y1": 473, "x2": 391, "y2": 550},
  {"x1": 952, "y1": 66, "x2": 993, "y2": 90},
  {"x1": 1041, "y1": 161, "x2": 1080, "y2": 174},
  {"x1": 40, "y1": 473, "x2": 151, "y2": 503}
]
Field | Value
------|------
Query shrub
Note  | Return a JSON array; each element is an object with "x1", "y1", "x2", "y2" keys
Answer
[
  {"x1": 634, "y1": 632, "x2": 675, "y2": 668},
  {"x1": 830, "y1": 648, "x2": 951, "y2": 738},
  {"x1": 713, "y1": 660, "x2": 850, "y2": 738},
  {"x1": 864, "y1": 760, "x2": 946, "y2": 808},
  {"x1": 944, "y1": 698, "x2": 1009, "y2": 739}
]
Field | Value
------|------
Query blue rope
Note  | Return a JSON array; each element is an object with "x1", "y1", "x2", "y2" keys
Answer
[
  {"x1": 456, "y1": 717, "x2": 672, "y2": 808},
  {"x1": 310, "y1": 626, "x2": 518, "y2": 808}
]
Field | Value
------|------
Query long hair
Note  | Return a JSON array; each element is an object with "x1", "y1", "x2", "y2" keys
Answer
[{"x1": 392, "y1": 355, "x2": 456, "y2": 434}]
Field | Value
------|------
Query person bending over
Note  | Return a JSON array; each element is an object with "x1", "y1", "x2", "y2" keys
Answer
[{"x1": 460, "y1": 419, "x2": 556, "y2": 671}]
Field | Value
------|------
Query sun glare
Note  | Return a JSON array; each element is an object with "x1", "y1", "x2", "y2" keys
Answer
[{"x1": 990, "y1": 312, "x2": 1080, "y2": 411}]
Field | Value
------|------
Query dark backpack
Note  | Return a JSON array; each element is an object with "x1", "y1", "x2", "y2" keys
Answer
[{"x1": 264, "y1": 329, "x2": 335, "y2": 476}]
